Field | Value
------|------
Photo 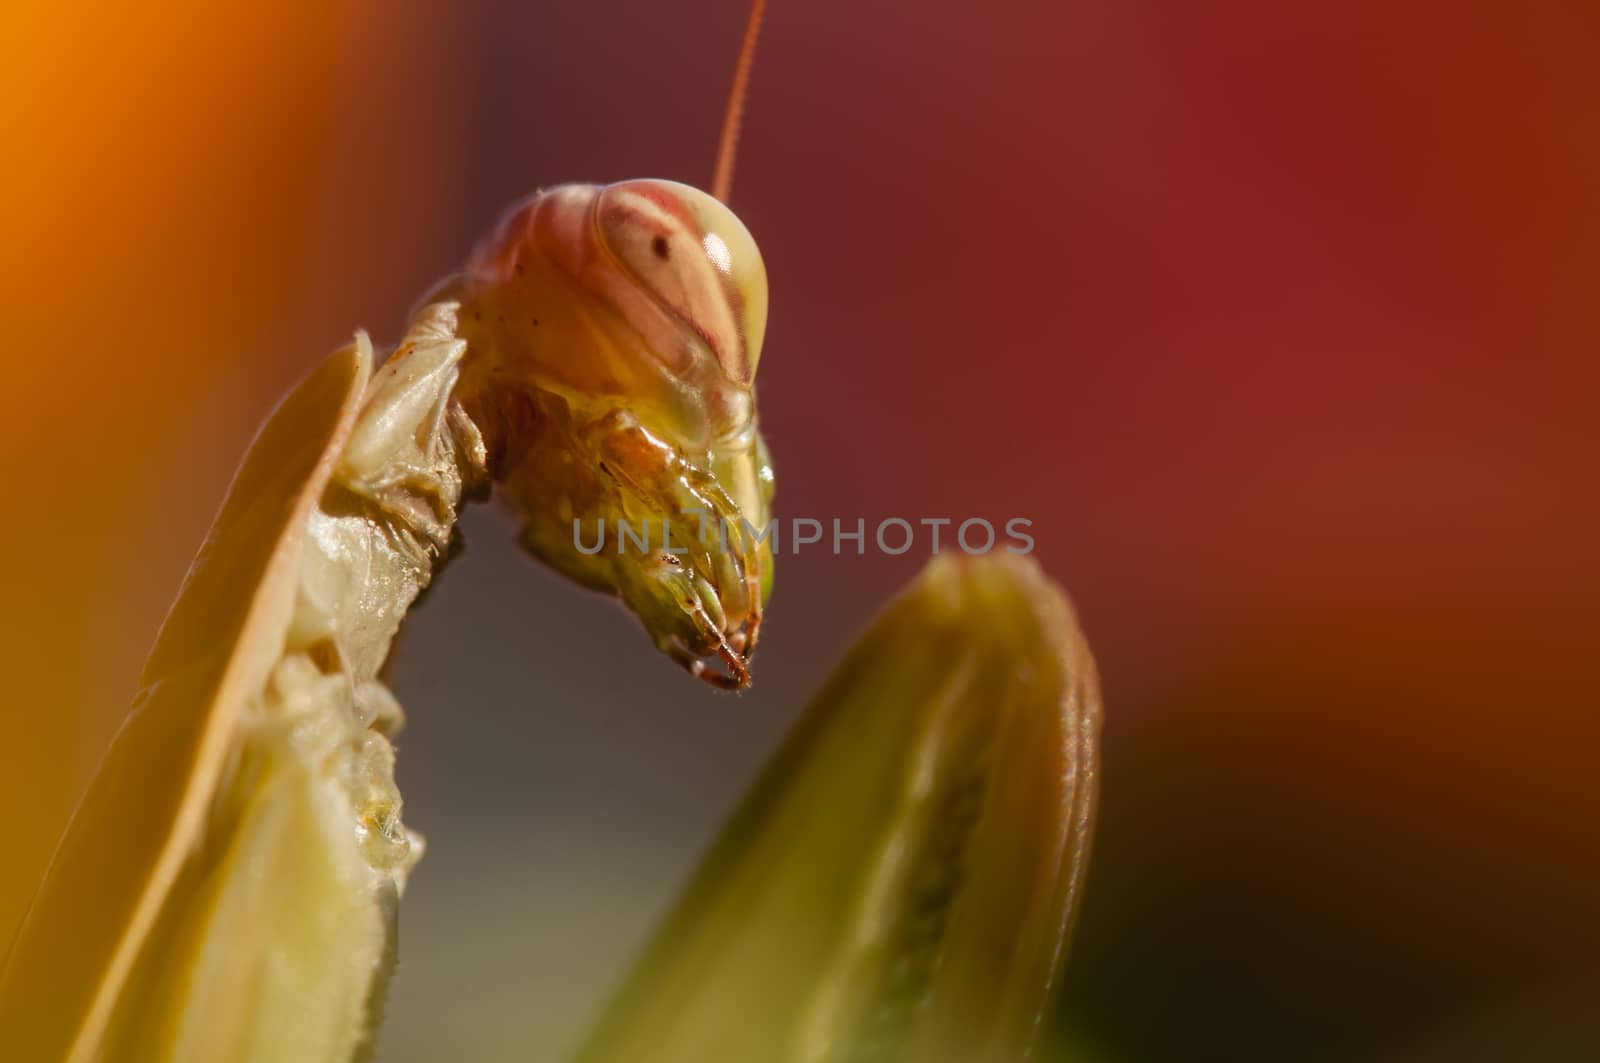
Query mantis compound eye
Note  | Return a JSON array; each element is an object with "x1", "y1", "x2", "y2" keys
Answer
[{"x1": 596, "y1": 179, "x2": 769, "y2": 386}]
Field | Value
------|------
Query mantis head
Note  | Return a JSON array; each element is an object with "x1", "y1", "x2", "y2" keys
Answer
[
  {"x1": 450, "y1": 179, "x2": 774, "y2": 688},
  {"x1": 448, "y1": 0, "x2": 773, "y2": 688}
]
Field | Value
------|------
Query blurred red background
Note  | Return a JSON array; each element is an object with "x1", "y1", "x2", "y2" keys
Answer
[{"x1": 3, "y1": 1, "x2": 1596, "y2": 1059}]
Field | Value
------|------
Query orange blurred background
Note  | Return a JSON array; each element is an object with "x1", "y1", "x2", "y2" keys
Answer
[{"x1": 3, "y1": 1, "x2": 1596, "y2": 1059}]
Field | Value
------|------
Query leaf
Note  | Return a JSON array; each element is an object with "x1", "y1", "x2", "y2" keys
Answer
[{"x1": 573, "y1": 554, "x2": 1102, "y2": 1063}]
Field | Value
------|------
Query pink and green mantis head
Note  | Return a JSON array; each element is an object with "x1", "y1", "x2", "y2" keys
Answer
[{"x1": 450, "y1": 179, "x2": 775, "y2": 688}]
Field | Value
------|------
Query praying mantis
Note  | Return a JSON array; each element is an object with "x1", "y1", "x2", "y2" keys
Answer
[
  {"x1": 0, "y1": 2, "x2": 775, "y2": 1056},
  {"x1": 0, "y1": 3, "x2": 1102, "y2": 1060}
]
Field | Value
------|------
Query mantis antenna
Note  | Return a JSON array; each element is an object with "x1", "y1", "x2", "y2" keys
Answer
[{"x1": 712, "y1": 0, "x2": 767, "y2": 203}]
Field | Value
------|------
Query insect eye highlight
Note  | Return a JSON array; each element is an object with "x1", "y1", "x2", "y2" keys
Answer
[{"x1": 596, "y1": 179, "x2": 769, "y2": 385}]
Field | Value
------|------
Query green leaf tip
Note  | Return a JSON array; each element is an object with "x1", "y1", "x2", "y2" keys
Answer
[{"x1": 575, "y1": 553, "x2": 1103, "y2": 1063}]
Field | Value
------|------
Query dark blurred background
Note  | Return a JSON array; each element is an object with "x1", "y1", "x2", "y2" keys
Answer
[{"x1": 3, "y1": 1, "x2": 1597, "y2": 1059}]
